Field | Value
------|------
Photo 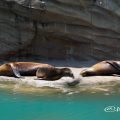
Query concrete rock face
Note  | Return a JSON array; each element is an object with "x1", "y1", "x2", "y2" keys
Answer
[{"x1": 0, "y1": 0, "x2": 120, "y2": 61}]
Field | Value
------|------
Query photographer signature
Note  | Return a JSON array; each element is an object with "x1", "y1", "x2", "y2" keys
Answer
[{"x1": 104, "y1": 106, "x2": 120, "y2": 112}]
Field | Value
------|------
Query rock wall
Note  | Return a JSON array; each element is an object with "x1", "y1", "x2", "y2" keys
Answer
[{"x1": 0, "y1": 0, "x2": 120, "y2": 61}]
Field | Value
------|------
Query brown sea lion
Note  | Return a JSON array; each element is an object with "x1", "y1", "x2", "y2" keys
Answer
[
  {"x1": 0, "y1": 62, "x2": 74, "y2": 80},
  {"x1": 80, "y1": 61, "x2": 120, "y2": 77}
]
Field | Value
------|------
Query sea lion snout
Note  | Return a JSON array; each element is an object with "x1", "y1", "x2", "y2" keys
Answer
[
  {"x1": 70, "y1": 73, "x2": 74, "y2": 78},
  {"x1": 68, "y1": 72, "x2": 74, "y2": 78},
  {"x1": 80, "y1": 68, "x2": 94, "y2": 77},
  {"x1": 61, "y1": 68, "x2": 74, "y2": 78},
  {"x1": 80, "y1": 70, "x2": 88, "y2": 77}
]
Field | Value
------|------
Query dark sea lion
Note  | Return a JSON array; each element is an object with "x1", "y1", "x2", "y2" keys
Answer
[
  {"x1": 80, "y1": 61, "x2": 120, "y2": 77},
  {"x1": 36, "y1": 67, "x2": 74, "y2": 80},
  {"x1": 0, "y1": 62, "x2": 74, "y2": 80}
]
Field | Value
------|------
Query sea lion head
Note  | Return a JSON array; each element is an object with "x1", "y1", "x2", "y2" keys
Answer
[
  {"x1": 36, "y1": 67, "x2": 52, "y2": 78},
  {"x1": 61, "y1": 68, "x2": 74, "y2": 78},
  {"x1": 80, "y1": 68, "x2": 95, "y2": 77}
]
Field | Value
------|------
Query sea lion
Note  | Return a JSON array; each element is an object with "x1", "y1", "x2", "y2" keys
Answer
[
  {"x1": 80, "y1": 61, "x2": 120, "y2": 77},
  {"x1": 36, "y1": 67, "x2": 74, "y2": 80},
  {"x1": 0, "y1": 62, "x2": 74, "y2": 80}
]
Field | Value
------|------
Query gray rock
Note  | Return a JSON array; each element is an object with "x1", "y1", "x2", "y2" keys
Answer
[{"x1": 0, "y1": 0, "x2": 120, "y2": 61}]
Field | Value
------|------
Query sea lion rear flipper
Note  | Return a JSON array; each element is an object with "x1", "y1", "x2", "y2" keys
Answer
[{"x1": 9, "y1": 63, "x2": 22, "y2": 78}]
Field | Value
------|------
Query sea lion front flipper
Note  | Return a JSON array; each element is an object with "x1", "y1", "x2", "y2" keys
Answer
[{"x1": 9, "y1": 63, "x2": 22, "y2": 78}]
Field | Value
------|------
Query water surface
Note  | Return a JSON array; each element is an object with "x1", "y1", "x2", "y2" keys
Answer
[{"x1": 0, "y1": 84, "x2": 120, "y2": 120}]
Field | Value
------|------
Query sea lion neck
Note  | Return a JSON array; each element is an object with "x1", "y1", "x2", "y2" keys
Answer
[{"x1": 55, "y1": 68, "x2": 62, "y2": 75}]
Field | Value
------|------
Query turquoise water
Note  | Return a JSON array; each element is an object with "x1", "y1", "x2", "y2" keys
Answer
[{"x1": 0, "y1": 89, "x2": 120, "y2": 120}]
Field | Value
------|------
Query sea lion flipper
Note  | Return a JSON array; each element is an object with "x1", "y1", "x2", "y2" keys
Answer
[
  {"x1": 9, "y1": 63, "x2": 21, "y2": 78},
  {"x1": 106, "y1": 61, "x2": 120, "y2": 71},
  {"x1": 12, "y1": 68, "x2": 21, "y2": 78}
]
